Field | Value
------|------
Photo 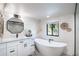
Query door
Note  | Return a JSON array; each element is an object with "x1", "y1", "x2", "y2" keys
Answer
[{"x1": 76, "y1": 3, "x2": 79, "y2": 56}]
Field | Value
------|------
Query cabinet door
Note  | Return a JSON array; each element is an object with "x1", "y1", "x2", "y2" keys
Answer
[
  {"x1": 0, "y1": 43, "x2": 7, "y2": 56},
  {"x1": 23, "y1": 45, "x2": 35, "y2": 56},
  {"x1": 18, "y1": 40, "x2": 24, "y2": 56},
  {"x1": 0, "y1": 48, "x2": 6, "y2": 56},
  {"x1": 18, "y1": 44, "x2": 23, "y2": 56},
  {"x1": 22, "y1": 43, "x2": 28, "y2": 56},
  {"x1": 18, "y1": 43, "x2": 35, "y2": 56},
  {"x1": 18, "y1": 39, "x2": 35, "y2": 56},
  {"x1": 7, "y1": 46, "x2": 18, "y2": 56},
  {"x1": 18, "y1": 41, "x2": 29, "y2": 56}
]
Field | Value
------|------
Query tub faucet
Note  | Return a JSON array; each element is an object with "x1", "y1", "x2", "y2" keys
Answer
[{"x1": 49, "y1": 39, "x2": 54, "y2": 43}]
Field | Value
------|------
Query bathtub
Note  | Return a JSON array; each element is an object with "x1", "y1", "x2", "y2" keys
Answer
[{"x1": 35, "y1": 38, "x2": 67, "y2": 56}]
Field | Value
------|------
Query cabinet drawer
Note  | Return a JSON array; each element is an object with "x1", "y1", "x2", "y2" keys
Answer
[
  {"x1": 7, "y1": 46, "x2": 18, "y2": 56},
  {"x1": 18, "y1": 40, "x2": 24, "y2": 45},
  {"x1": 7, "y1": 41, "x2": 18, "y2": 47}
]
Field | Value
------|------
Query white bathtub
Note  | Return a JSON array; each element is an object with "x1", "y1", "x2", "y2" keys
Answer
[{"x1": 35, "y1": 38, "x2": 67, "y2": 56}]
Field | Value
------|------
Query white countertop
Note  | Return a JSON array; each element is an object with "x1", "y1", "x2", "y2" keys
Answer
[{"x1": 0, "y1": 36, "x2": 34, "y2": 44}]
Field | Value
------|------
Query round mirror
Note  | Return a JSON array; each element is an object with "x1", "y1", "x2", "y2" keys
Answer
[{"x1": 7, "y1": 14, "x2": 24, "y2": 34}]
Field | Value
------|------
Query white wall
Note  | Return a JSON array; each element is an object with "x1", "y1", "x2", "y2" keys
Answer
[
  {"x1": 2, "y1": 16, "x2": 38, "y2": 42},
  {"x1": 37, "y1": 14, "x2": 74, "y2": 55},
  {"x1": 1, "y1": 3, "x2": 39, "y2": 42}
]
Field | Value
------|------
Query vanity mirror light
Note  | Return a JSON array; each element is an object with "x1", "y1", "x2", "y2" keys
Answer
[
  {"x1": 46, "y1": 21, "x2": 59, "y2": 37},
  {"x1": 6, "y1": 14, "x2": 24, "y2": 38}
]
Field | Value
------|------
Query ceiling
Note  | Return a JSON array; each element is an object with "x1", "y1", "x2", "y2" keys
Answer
[{"x1": 4, "y1": 3, "x2": 75, "y2": 19}]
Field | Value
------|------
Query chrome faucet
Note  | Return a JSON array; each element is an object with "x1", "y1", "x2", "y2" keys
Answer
[{"x1": 49, "y1": 39, "x2": 54, "y2": 43}]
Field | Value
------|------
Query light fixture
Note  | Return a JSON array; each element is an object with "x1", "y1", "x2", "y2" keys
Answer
[{"x1": 47, "y1": 16, "x2": 50, "y2": 18}]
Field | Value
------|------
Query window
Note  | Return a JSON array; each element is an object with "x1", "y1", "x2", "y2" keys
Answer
[{"x1": 47, "y1": 22, "x2": 59, "y2": 37}]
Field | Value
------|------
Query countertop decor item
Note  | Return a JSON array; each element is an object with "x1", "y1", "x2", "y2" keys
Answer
[{"x1": 25, "y1": 30, "x2": 32, "y2": 37}]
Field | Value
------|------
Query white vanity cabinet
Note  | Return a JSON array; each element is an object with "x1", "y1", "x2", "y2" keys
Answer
[
  {"x1": 18, "y1": 39, "x2": 35, "y2": 56},
  {"x1": 0, "y1": 43, "x2": 7, "y2": 56},
  {"x1": 6, "y1": 41, "x2": 18, "y2": 56},
  {"x1": 0, "y1": 38, "x2": 35, "y2": 56}
]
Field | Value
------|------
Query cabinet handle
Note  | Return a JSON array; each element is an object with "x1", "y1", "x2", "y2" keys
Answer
[
  {"x1": 24, "y1": 44, "x2": 27, "y2": 47},
  {"x1": 19, "y1": 41, "x2": 23, "y2": 43},
  {"x1": 31, "y1": 44, "x2": 34, "y2": 46},
  {"x1": 10, "y1": 50, "x2": 15, "y2": 53}
]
